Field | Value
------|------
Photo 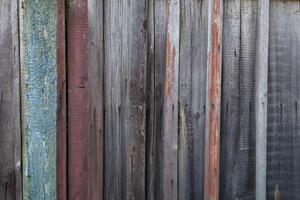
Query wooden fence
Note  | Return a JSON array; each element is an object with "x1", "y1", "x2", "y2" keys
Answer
[{"x1": 0, "y1": 0, "x2": 300, "y2": 199}]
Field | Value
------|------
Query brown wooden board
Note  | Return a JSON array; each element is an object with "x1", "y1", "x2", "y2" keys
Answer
[
  {"x1": 267, "y1": 1, "x2": 300, "y2": 199},
  {"x1": 57, "y1": 0, "x2": 67, "y2": 199},
  {"x1": 67, "y1": 0, "x2": 89, "y2": 199},
  {"x1": 103, "y1": 1, "x2": 148, "y2": 199},
  {"x1": 0, "y1": 0, "x2": 21, "y2": 199}
]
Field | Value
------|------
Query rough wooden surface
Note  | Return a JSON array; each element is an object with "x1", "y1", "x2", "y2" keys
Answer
[
  {"x1": 145, "y1": 1, "x2": 166, "y2": 199},
  {"x1": 20, "y1": 0, "x2": 57, "y2": 199},
  {"x1": 67, "y1": 0, "x2": 89, "y2": 199},
  {"x1": 220, "y1": 0, "x2": 258, "y2": 199},
  {"x1": 104, "y1": 1, "x2": 148, "y2": 199},
  {"x1": 255, "y1": 0, "x2": 269, "y2": 199},
  {"x1": 267, "y1": 1, "x2": 300, "y2": 199},
  {"x1": 88, "y1": 0, "x2": 104, "y2": 199},
  {"x1": 0, "y1": 0, "x2": 22, "y2": 199},
  {"x1": 204, "y1": 0, "x2": 222, "y2": 199},
  {"x1": 178, "y1": 0, "x2": 208, "y2": 199},
  {"x1": 57, "y1": 0, "x2": 67, "y2": 199},
  {"x1": 162, "y1": 0, "x2": 180, "y2": 199}
]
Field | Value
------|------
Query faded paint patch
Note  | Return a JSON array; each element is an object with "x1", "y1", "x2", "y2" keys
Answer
[{"x1": 21, "y1": 0, "x2": 57, "y2": 199}]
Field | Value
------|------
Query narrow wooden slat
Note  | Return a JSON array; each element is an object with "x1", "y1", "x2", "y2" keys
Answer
[
  {"x1": 204, "y1": 0, "x2": 222, "y2": 199},
  {"x1": 104, "y1": 1, "x2": 148, "y2": 199},
  {"x1": 255, "y1": 0, "x2": 269, "y2": 199},
  {"x1": 12, "y1": 0, "x2": 22, "y2": 199},
  {"x1": 162, "y1": 0, "x2": 180, "y2": 199},
  {"x1": 178, "y1": 0, "x2": 208, "y2": 199},
  {"x1": 0, "y1": 0, "x2": 21, "y2": 199},
  {"x1": 146, "y1": 1, "x2": 166, "y2": 199},
  {"x1": 57, "y1": 0, "x2": 67, "y2": 199},
  {"x1": 88, "y1": 0, "x2": 104, "y2": 199},
  {"x1": 20, "y1": 0, "x2": 57, "y2": 199},
  {"x1": 67, "y1": 0, "x2": 88, "y2": 199}
]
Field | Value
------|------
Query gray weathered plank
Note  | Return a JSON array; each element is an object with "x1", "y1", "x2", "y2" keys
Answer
[
  {"x1": 162, "y1": 0, "x2": 180, "y2": 199},
  {"x1": 20, "y1": 0, "x2": 57, "y2": 199},
  {"x1": 178, "y1": 0, "x2": 208, "y2": 199},
  {"x1": 145, "y1": 0, "x2": 165, "y2": 199},
  {"x1": 255, "y1": 0, "x2": 269, "y2": 199},
  {"x1": 0, "y1": 0, "x2": 22, "y2": 199},
  {"x1": 220, "y1": 0, "x2": 258, "y2": 199},
  {"x1": 104, "y1": 1, "x2": 148, "y2": 199},
  {"x1": 88, "y1": 0, "x2": 104, "y2": 199},
  {"x1": 267, "y1": 1, "x2": 300, "y2": 199}
]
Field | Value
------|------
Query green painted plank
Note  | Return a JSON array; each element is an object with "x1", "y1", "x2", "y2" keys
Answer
[{"x1": 20, "y1": 0, "x2": 57, "y2": 199}]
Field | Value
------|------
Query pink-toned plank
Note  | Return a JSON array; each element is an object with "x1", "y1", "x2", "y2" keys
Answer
[{"x1": 204, "y1": 0, "x2": 223, "y2": 199}]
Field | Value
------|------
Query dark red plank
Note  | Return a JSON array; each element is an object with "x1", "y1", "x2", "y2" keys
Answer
[
  {"x1": 57, "y1": 0, "x2": 67, "y2": 199},
  {"x1": 67, "y1": 0, "x2": 89, "y2": 199}
]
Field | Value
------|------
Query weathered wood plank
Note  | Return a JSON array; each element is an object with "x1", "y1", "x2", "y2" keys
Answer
[
  {"x1": 178, "y1": 0, "x2": 208, "y2": 199},
  {"x1": 88, "y1": 0, "x2": 104, "y2": 199},
  {"x1": 255, "y1": 0, "x2": 269, "y2": 199},
  {"x1": 67, "y1": 0, "x2": 89, "y2": 199},
  {"x1": 57, "y1": 0, "x2": 67, "y2": 199},
  {"x1": 267, "y1": 1, "x2": 300, "y2": 199},
  {"x1": 20, "y1": 0, "x2": 57, "y2": 199},
  {"x1": 220, "y1": 1, "x2": 258, "y2": 199},
  {"x1": 162, "y1": 0, "x2": 180, "y2": 199},
  {"x1": 104, "y1": 1, "x2": 148, "y2": 199},
  {"x1": 145, "y1": 1, "x2": 165, "y2": 199},
  {"x1": 0, "y1": 0, "x2": 22, "y2": 199},
  {"x1": 204, "y1": 0, "x2": 222, "y2": 199}
]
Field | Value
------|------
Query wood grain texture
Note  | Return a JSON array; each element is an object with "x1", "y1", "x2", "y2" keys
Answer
[
  {"x1": 162, "y1": 0, "x2": 180, "y2": 199},
  {"x1": 88, "y1": 0, "x2": 104, "y2": 199},
  {"x1": 57, "y1": 0, "x2": 67, "y2": 199},
  {"x1": 104, "y1": 1, "x2": 148, "y2": 199},
  {"x1": 267, "y1": 1, "x2": 300, "y2": 199},
  {"x1": 0, "y1": 0, "x2": 22, "y2": 199},
  {"x1": 145, "y1": 1, "x2": 165, "y2": 199},
  {"x1": 220, "y1": 1, "x2": 258, "y2": 199},
  {"x1": 20, "y1": 0, "x2": 57, "y2": 199},
  {"x1": 67, "y1": 0, "x2": 89, "y2": 199},
  {"x1": 178, "y1": 0, "x2": 208, "y2": 199},
  {"x1": 255, "y1": 0, "x2": 269, "y2": 199},
  {"x1": 204, "y1": 0, "x2": 222, "y2": 199}
]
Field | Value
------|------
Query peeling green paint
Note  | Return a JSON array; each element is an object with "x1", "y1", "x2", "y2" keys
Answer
[{"x1": 20, "y1": 0, "x2": 56, "y2": 199}]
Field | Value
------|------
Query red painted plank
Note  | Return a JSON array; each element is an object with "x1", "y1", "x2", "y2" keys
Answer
[
  {"x1": 67, "y1": 0, "x2": 89, "y2": 199},
  {"x1": 57, "y1": 0, "x2": 67, "y2": 199},
  {"x1": 204, "y1": 0, "x2": 223, "y2": 199}
]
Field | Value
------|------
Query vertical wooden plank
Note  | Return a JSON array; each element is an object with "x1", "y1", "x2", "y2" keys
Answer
[
  {"x1": 204, "y1": 0, "x2": 222, "y2": 199},
  {"x1": 255, "y1": 0, "x2": 269, "y2": 199},
  {"x1": 220, "y1": 0, "x2": 258, "y2": 199},
  {"x1": 88, "y1": 0, "x2": 104, "y2": 199},
  {"x1": 0, "y1": 0, "x2": 22, "y2": 199},
  {"x1": 267, "y1": 1, "x2": 300, "y2": 199},
  {"x1": 178, "y1": 0, "x2": 208, "y2": 199},
  {"x1": 146, "y1": 1, "x2": 166, "y2": 199},
  {"x1": 57, "y1": 0, "x2": 67, "y2": 199},
  {"x1": 104, "y1": 1, "x2": 148, "y2": 199},
  {"x1": 67, "y1": 0, "x2": 88, "y2": 199},
  {"x1": 20, "y1": 0, "x2": 57, "y2": 199},
  {"x1": 163, "y1": 0, "x2": 180, "y2": 199}
]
